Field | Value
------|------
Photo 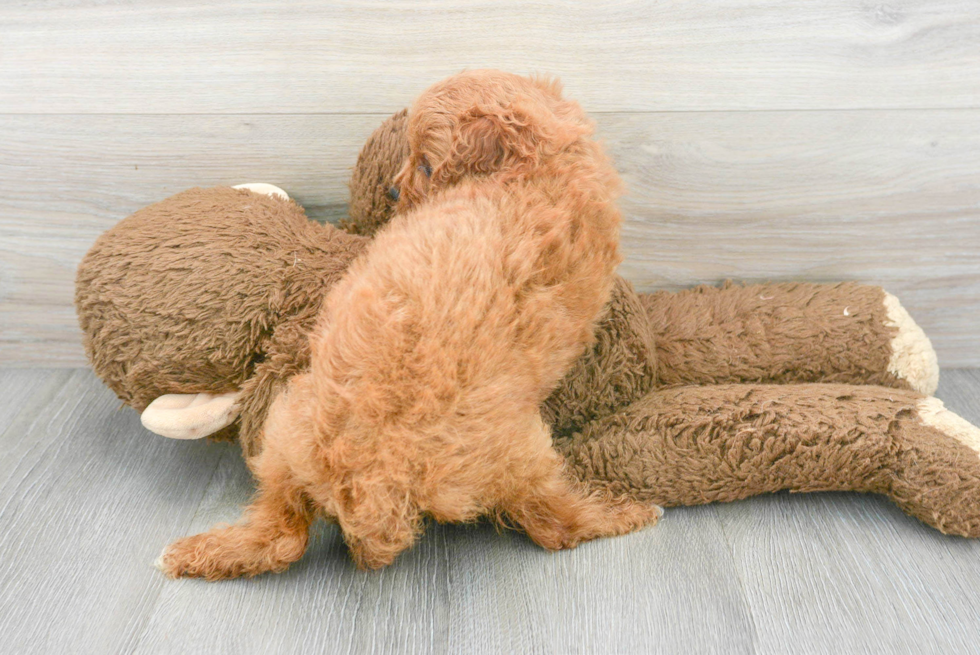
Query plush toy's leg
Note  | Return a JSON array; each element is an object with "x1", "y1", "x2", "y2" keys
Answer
[
  {"x1": 640, "y1": 282, "x2": 938, "y2": 394},
  {"x1": 555, "y1": 383, "x2": 980, "y2": 536},
  {"x1": 892, "y1": 397, "x2": 980, "y2": 535}
]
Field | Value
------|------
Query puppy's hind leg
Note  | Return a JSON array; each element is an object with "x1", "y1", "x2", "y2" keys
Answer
[
  {"x1": 501, "y1": 421, "x2": 660, "y2": 550},
  {"x1": 157, "y1": 448, "x2": 313, "y2": 581}
]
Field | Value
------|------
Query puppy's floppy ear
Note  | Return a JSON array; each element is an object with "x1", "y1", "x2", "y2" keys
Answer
[
  {"x1": 442, "y1": 102, "x2": 548, "y2": 179},
  {"x1": 334, "y1": 474, "x2": 421, "y2": 569}
]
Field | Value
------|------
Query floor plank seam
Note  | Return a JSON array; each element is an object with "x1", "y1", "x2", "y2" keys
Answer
[
  {"x1": 709, "y1": 506, "x2": 762, "y2": 655},
  {"x1": 0, "y1": 371, "x2": 71, "y2": 444},
  {"x1": 124, "y1": 446, "x2": 233, "y2": 652}
]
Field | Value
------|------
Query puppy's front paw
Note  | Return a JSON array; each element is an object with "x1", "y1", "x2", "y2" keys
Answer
[
  {"x1": 156, "y1": 532, "x2": 232, "y2": 581},
  {"x1": 156, "y1": 525, "x2": 305, "y2": 581}
]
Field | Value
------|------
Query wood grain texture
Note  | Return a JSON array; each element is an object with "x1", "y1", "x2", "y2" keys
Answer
[
  {"x1": 3, "y1": 1, "x2": 980, "y2": 114},
  {"x1": 0, "y1": 369, "x2": 232, "y2": 654},
  {"x1": 2, "y1": 110, "x2": 977, "y2": 366},
  {"x1": 610, "y1": 110, "x2": 980, "y2": 367},
  {"x1": 1, "y1": 368, "x2": 980, "y2": 654}
]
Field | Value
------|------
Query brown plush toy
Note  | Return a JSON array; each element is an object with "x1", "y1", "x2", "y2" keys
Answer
[{"x1": 76, "y1": 111, "x2": 980, "y2": 542}]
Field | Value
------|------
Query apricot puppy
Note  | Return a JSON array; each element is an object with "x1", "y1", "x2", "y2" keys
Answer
[{"x1": 158, "y1": 70, "x2": 658, "y2": 579}]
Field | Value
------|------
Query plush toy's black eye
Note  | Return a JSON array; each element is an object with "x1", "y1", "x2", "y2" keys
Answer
[
  {"x1": 388, "y1": 186, "x2": 399, "y2": 201},
  {"x1": 418, "y1": 161, "x2": 432, "y2": 178}
]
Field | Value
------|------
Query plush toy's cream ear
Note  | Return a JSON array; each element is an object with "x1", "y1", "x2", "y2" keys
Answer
[
  {"x1": 231, "y1": 183, "x2": 290, "y2": 201},
  {"x1": 140, "y1": 392, "x2": 242, "y2": 440}
]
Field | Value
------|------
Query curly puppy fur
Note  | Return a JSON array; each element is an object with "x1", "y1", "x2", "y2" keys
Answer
[{"x1": 158, "y1": 71, "x2": 658, "y2": 579}]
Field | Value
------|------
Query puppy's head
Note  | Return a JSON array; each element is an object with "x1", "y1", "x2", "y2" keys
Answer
[{"x1": 393, "y1": 70, "x2": 591, "y2": 209}]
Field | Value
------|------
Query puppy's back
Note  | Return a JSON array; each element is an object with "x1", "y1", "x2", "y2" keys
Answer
[{"x1": 311, "y1": 185, "x2": 608, "y2": 426}]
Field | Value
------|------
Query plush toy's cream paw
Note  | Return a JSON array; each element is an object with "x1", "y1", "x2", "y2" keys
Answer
[
  {"x1": 883, "y1": 292, "x2": 940, "y2": 395},
  {"x1": 918, "y1": 397, "x2": 980, "y2": 458},
  {"x1": 140, "y1": 391, "x2": 242, "y2": 439},
  {"x1": 232, "y1": 183, "x2": 290, "y2": 201}
]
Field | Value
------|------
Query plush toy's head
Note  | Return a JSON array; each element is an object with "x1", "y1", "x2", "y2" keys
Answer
[
  {"x1": 75, "y1": 187, "x2": 369, "y2": 423},
  {"x1": 77, "y1": 108, "x2": 413, "y2": 415}
]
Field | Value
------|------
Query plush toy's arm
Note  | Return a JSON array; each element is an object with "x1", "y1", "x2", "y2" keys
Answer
[
  {"x1": 141, "y1": 392, "x2": 241, "y2": 440},
  {"x1": 555, "y1": 382, "x2": 980, "y2": 537},
  {"x1": 234, "y1": 323, "x2": 313, "y2": 460},
  {"x1": 640, "y1": 281, "x2": 938, "y2": 395},
  {"x1": 137, "y1": 303, "x2": 315, "y2": 456}
]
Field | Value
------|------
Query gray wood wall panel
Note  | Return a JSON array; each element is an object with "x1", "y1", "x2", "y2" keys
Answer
[
  {"x1": 2, "y1": 1, "x2": 978, "y2": 366},
  {"x1": 3, "y1": 1, "x2": 980, "y2": 113},
  {"x1": 2, "y1": 368, "x2": 980, "y2": 654},
  {"x1": 2, "y1": 111, "x2": 978, "y2": 366},
  {"x1": 610, "y1": 110, "x2": 980, "y2": 367}
]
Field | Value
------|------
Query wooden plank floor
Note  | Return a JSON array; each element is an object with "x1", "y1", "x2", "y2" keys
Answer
[{"x1": 2, "y1": 369, "x2": 980, "y2": 654}]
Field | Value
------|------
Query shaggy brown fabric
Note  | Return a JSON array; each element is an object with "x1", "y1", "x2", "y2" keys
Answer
[
  {"x1": 340, "y1": 109, "x2": 410, "y2": 237},
  {"x1": 554, "y1": 383, "x2": 980, "y2": 537},
  {"x1": 75, "y1": 186, "x2": 369, "y2": 451},
  {"x1": 643, "y1": 280, "x2": 902, "y2": 388},
  {"x1": 889, "y1": 419, "x2": 980, "y2": 537},
  {"x1": 541, "y1": 276, "x2": 657, "y2": 436},
  {"x1": 540, "y1": 277, "x2": 914, "y2": 440}
]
